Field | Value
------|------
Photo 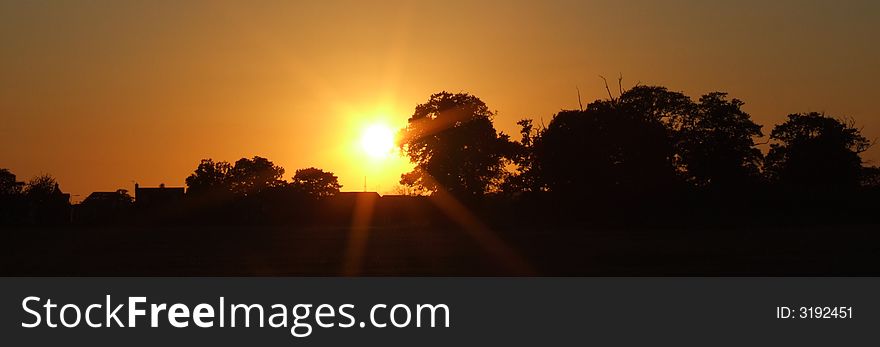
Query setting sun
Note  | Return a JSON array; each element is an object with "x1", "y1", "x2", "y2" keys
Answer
[{"x1": 360, "y1": 124, "x2": 396, "y2": 159}]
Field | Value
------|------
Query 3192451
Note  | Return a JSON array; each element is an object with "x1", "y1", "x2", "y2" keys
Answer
[{"x1": 776, "y1": 306, "x2": 853, "y2": 319}]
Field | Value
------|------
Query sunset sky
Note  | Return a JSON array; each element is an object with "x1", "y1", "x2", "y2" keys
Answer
[{"x1": 1, "y1": 0, "x2": 878, "y2": 200}]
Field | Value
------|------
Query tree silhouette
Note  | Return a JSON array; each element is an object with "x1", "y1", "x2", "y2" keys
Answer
[
  {"x1": 599, "y1": 86, "x2": 686, "y2": 193},
  {"x1": 290, "y1": 167, "x2": 342, "y2": 199},
  {"x1": 185, "y1": 159, "x2": 233, "y2": 195},
  {"x1": 25, "y1": 174, "x2": 63, "y2": 201},
  {"x1": 227, "y1": 156, "x2": 286, "y2": 196},
  {"x1": 765, "y1": 112, "x2": 871, "y2": 193},
  {"x1": 533, "y1": 86, "x2": 680, "y2": 197},
  {"x1": 23, "y1": 174, "x2": 70, "y2": 224},
  {"x1": 616, "y1": 85, "x2": 693, "y2": 125},
  {"x1": 500, "y1": 119, "x2": 544, "y2": 195},
  {"x1": 676, "y1": 92, "x2": 764, "y2": 190},
  {"x1": 398, "y1": 92, "x2": 514, "y2": 198}
]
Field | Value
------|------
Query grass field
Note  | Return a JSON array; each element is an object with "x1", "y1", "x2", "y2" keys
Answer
[{"x1": 4, "y1": 224, "x2": 879, "y2": 276}]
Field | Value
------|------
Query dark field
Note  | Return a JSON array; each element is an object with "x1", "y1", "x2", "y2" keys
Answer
[{"x1": 3, "y1": 224, "x2": 879, "y2": 276}]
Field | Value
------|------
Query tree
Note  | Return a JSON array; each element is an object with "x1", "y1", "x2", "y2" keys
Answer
[
  {"x1": 25, "y1": 174, "x2": 63, "y2": 201},
  {"x1": 23, "y1": 174, "x2": 70, "y2": 224},
  {"x1": 765, "y1": 112, "x2": 871, "y2": 193},
  {"x1": 398, "y1": 92, "x2": 514, "y2": 198},
  {"x1": 533, "y1": 86, "x2": 681, "y2": 197},
  {"x1": 676, "y1": 92, "x2": 764, "y2": 189},
  {"x1": 227, "y1": 156, "x2": 286, "y2": 196},
  {"x1": 500, "y1": 119, "x2": 544, "y2": 195},
  {"x1": 609, "y1": 85, "x2": 689, "y2": 192},
  {"x1": 185, "y1": 159, "x2": 232, "y2": 195},
  {"x1": 616, "y1": 85, "x2": 693, "y2": 126},
  {"x1": 290, "y1": 167, "x2": 342, "y2": 199}
]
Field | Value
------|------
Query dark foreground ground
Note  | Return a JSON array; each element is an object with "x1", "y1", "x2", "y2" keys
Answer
[{"x1": 2, "y1": 224, "x2": 878, "y2": 276}]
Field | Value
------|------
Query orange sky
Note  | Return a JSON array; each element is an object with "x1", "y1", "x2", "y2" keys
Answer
[{"x1": 1, "y1": 0, "x2": 878, "y2": 200}]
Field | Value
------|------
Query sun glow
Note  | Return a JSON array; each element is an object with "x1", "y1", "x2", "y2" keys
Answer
[
  {"x1": 360, "y1": 123, "x2": 396, "y2": 159},
  {"x1": 336, "y1": 110, "x2": 414, "y2": 194}
]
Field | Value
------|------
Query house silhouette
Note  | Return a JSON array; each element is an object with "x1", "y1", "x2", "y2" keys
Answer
[{"x1": 134, "y1": 183, "x2": 184, "y2": 208}]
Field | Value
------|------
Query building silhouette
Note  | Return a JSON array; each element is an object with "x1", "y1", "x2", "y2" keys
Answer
[{"x1": 134, "y1": 183, "x2": 185, "y2": 208}]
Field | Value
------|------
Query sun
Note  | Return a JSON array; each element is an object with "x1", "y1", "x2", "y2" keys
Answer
[{"x1": 360, "y1": 123, "x2": 396, "y2": 159}]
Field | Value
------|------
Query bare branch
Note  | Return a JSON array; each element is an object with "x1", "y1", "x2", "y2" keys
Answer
[
  {"x1": 599, "y1": 75, "x2": 615, "y2": 102},
  {"x1": 617, "y1": 73, "x2": 623, "y2": 96},
  {"x1": 575, "y1": 86, "x2": 584, "y2": 111}
]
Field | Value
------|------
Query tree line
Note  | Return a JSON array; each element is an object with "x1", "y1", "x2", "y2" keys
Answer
[
  {"x1": 2, "y1": 83, "x2": 878, "y2": 226},
  {"x1": 0, "y1": 157, "x2": 344, "y2": 225},
  {"x1": 391, "y1": 86, "x2": 878, "y2": 226},
  {"x1": 184, "y1": 157, "x2": 341, "y2": 199},
  {"x1": 397, "y1": 87, "x2": 878, "y2": 199}
]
